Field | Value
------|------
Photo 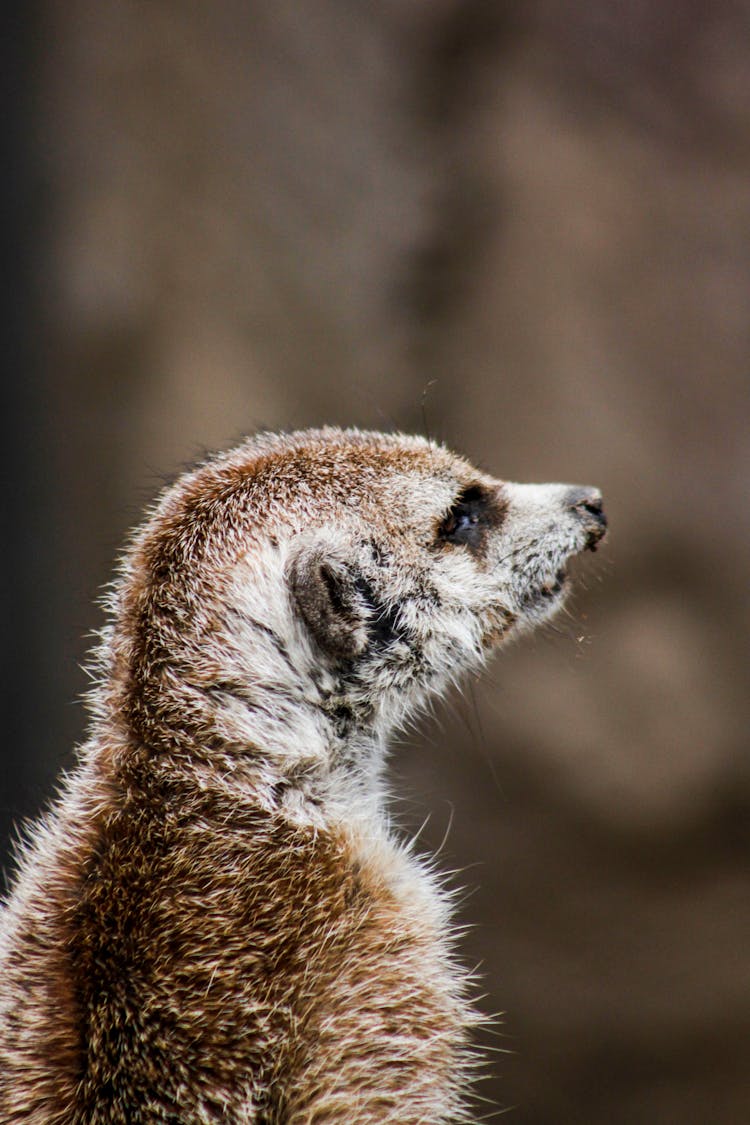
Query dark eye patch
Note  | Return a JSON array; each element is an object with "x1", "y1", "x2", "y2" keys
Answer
[{"x1": 436, "y1": 484, "x2": 504, "y2": 551}]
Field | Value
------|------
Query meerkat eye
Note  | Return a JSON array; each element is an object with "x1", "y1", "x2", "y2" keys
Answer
[{"x1": 437, "y1": 485, "x2": 491, "y2": 548}]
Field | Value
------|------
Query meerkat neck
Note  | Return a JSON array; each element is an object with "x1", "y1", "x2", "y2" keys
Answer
[{"x1": 94, "y1": 641, "x2": 393, "y2": 830}]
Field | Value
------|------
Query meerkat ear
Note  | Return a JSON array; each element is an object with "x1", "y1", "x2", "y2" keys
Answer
[{"x1": 288, "y1": 543, "x2": 369, "y2": 661}]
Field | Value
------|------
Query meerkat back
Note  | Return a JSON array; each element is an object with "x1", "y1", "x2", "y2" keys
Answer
[{"x1": 0, "y1": 428, "x2": 606, "y2": 1123}]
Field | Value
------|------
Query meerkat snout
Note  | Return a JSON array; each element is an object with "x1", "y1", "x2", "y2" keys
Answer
[
  {"x1": 0, "y1": 428, "x2": 606, "y2": 1124},
  {"x1": 563, "y1": 485, "x2": 608, "y2": 550}
]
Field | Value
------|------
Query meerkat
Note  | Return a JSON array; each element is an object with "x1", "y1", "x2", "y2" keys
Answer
[{"x1": 0, "y1": 427, "x2": 606, "y2": 1124}]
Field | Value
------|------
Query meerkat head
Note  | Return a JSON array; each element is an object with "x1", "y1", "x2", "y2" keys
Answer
[{"x1": 98, "y1": 429, "x2": 606, "y2": 812}]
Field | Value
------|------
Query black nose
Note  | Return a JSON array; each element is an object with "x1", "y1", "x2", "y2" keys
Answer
[{"x1": 565, "y1": 486, "x2": 607, "y2": 549}]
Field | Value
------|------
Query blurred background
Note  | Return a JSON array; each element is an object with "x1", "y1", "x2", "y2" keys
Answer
[{"x1": 2, "y1": 2, "x2": 749, "y2": 1121}]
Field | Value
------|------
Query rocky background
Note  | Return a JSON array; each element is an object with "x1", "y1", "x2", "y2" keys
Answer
[{"x1": 3, "y1": 2, "x2": 749, "y2": 1121}]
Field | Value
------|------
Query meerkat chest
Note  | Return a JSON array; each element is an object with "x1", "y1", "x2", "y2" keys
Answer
[
  {"x1": 272, "y1": 823, "x2": 475, "y2": 1119},
  {"x1": 344, "y1": 821, "x2": 453, "y2": 937}
]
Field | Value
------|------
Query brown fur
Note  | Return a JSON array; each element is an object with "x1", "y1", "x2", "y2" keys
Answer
[{"x1": 0, "y1": 428, "x2": 606, "y2": 1122}]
